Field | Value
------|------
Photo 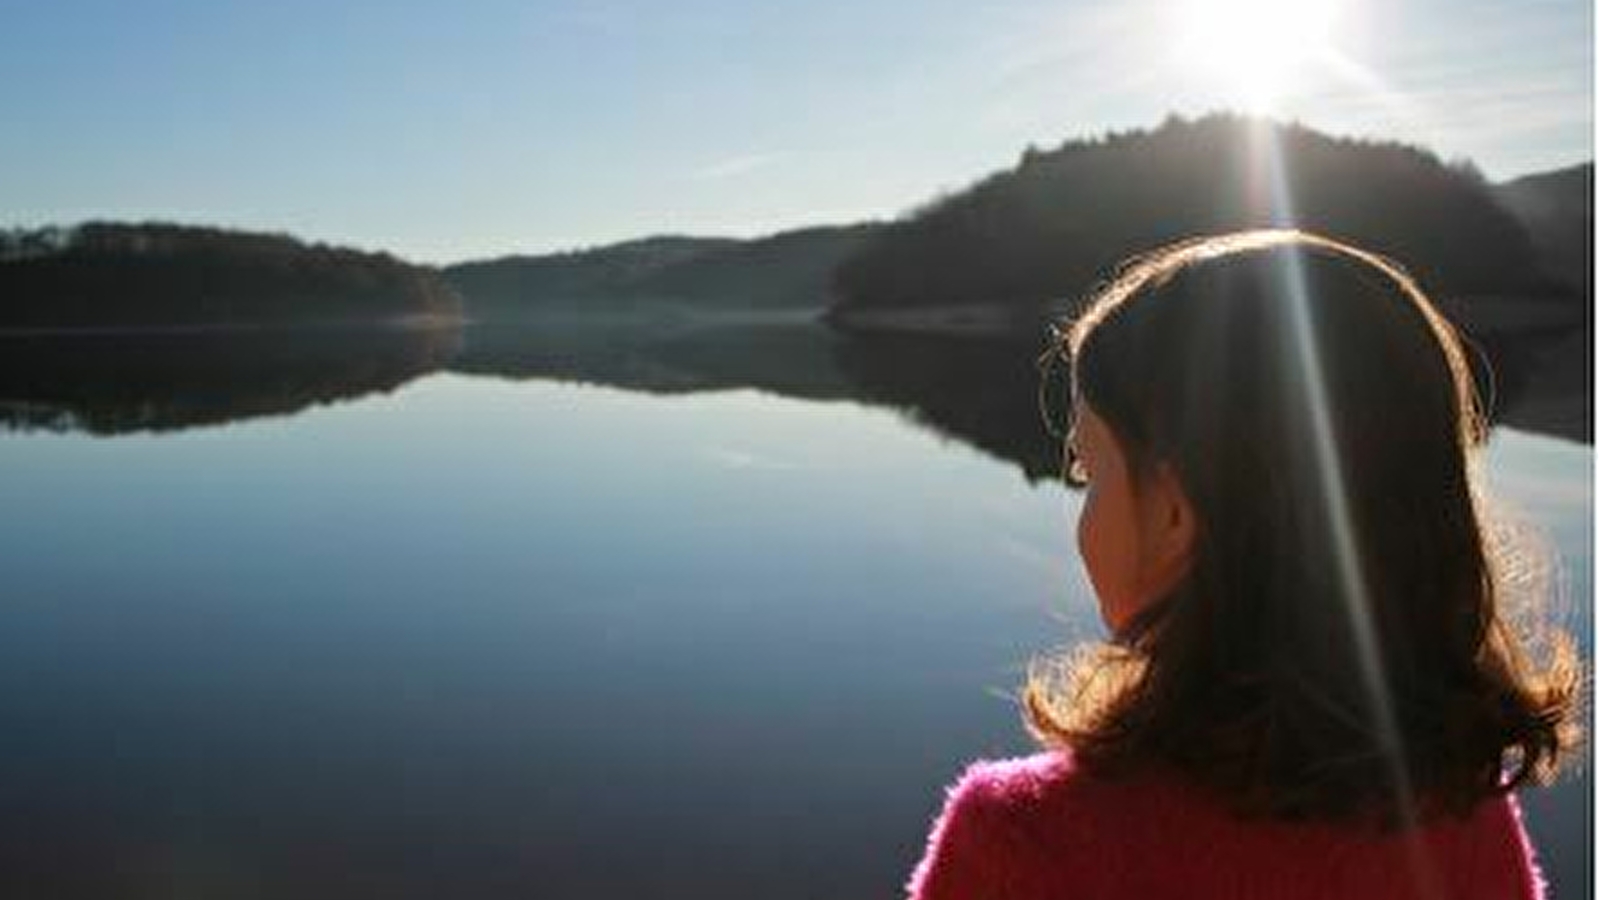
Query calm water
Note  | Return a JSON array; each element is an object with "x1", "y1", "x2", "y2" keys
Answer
[{"x1": 0, "y1": 372, "x2": 1589, "y2": 898}]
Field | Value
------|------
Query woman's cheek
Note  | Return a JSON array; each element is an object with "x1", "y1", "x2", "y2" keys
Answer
[
  {"x1": 1077, "y1": 488, "x2": 1133, "y2": 632},
  {"x1": 1077, "y1": 490, "x2": 1112, "y2": 620},
  {"x1": 1076, "y1": 491, "x2": 1096, "y2": 584}
]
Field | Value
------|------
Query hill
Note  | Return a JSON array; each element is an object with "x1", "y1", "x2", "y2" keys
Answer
[
  {"x1": 443, "y1": 235, "x2": 736, "y2": 317},
  {"x1": 1494, "y1": 162, "x2": 1593, "y2": 297},
  {"x1": 444, "y1": 224, "x2": 879, "y2": 320},
  {"x1": 0, "y1": 222, "x2": 463, "y2": 330},
  {"x1": 829, "y1": 114, "x2": 1546, "y2": 330}
]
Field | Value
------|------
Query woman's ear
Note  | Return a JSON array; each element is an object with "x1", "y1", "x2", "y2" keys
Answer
[{"x1": 1138, "y1": 462, "x2": 1198, "y2": 597}]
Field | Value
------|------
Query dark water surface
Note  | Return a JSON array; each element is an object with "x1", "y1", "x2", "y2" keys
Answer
[{"x1": 0, "y1": 372, "x2": 1589, "y2": 898}]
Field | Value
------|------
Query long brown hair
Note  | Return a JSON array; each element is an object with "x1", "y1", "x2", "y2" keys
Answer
[{"x1": 1027, "y1": 230, "x2": 1581, "y2": 824}]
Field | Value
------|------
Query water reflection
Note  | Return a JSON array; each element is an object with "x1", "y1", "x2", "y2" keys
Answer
[
  {"x1": 0, "y1": 315, "x2": 1588, "y2": 897},
  {"x1": 451, "y1": 319, "x2": 856, "y2": 402},
  {"x1": 0, "y1": 326, "x2": 459, "y2": 435},
  {"x1": 0, "y1": 364, "x2": 1588, "y2": 898},
  {"x1": 451, "y1": 320, "x2": 1063, "y2": 478},
  {"x1": 0, "y1": 378, "x2": 1069, "y2": 898},
  {"x1": 0, "y1": 314, "x2": 1581, "y2": 475}
]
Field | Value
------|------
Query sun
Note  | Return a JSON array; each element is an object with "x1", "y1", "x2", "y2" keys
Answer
[{"x1": 1173, "y1": 0, "x2": 1341, "y2": 110}]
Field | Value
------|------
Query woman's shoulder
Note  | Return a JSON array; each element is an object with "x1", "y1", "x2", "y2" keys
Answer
[
  {"x1": 941, "y1": 751, "x2": 1078, "y2": 809},
  {"x1": 908, "y1": 753, "x2": 1545, "y2": 900},
  {"x1": 907, "y1": 751, "x2": 1149, "y2": 899},
  {"x1": 935, "y1": 749, "x2": 1171, "y2": 827}
]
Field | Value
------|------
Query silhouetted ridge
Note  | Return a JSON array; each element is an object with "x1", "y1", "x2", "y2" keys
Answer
[
  {"x1": 1493, "y1": 162, "x2": 1593, "y2": 297},
  {"x1": 444, "y1": 224, "x2": 880, "y2": 318},
  {"x1": 0, "y1": 222, "x2": 463, "y2": 329},
  {"x1": 444, "y1": 235, "x2": 737, "y2": 314},
  {"x1": 641, "y1": 224, "x2": 881, "y2": 308},
  {"x1": 831, "y1": 114, "x2": 1543, "y2": 326}
]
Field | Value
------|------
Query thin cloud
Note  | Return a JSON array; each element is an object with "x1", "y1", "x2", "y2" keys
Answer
[
  {"x1": 702, "y1": 446, "x2": 803, "y2": 471},
  {"x1": 690, "y1": 151, "x2": 788, "y2": 181}
]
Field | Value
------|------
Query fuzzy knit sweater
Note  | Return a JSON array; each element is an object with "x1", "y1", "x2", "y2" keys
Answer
[{"x1": 908, "y1": 752, "x2": 1543, "y2": 899}]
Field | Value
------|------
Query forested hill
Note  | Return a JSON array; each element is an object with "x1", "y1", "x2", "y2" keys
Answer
[
  {"x1": 444, "y1": 224, "x2": 880, "y2": 320},
  {"x1": 829, "y1": 114, "x2": 1546, "y2": 326},
  {"x1": 444, "y1": 235, "x2": 736, "y2": 315},
  {"x1": 1493, "y1": 162, "x2": 1593, "y2": 297},
  {"x1": 0, "y1": 223, "x2": 463, "y2": 329}
]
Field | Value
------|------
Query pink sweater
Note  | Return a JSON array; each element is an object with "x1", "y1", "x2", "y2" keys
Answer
[{"x1": 909, "y1": 752, "x2": 1543, "y2": 899}]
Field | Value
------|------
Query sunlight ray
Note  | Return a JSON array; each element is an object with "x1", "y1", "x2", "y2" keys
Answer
[{"x1": 1251, "y1": 127, "x2": 1444, "y2": 895}]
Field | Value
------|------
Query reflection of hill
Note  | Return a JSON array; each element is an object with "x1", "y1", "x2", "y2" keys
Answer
[
  {"x1": 0, "y1": 305, "x2": 1581, "y2": 469},
  {"x1": 1418, "y1": 293, "x2": 1589, "y2": 442},
  {"x1": 449, "y1": 315, "x2": 856, "y2": 402},
  {"x1": 0, "y1": 325, "x2": 460, "y2": 435},
  {"x1": 450, "y1": 317, "x2": 1060, "y2": 477},
  {"x1": 829, "y1": 332, "x2": 1062, "y2": 480},
  {"x1": 451, "y1": 307, "x2": 1585, "y2": 483}
]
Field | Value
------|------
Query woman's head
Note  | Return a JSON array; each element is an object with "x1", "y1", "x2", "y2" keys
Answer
[
  {"x1": 1029, "y1": 229, "x2": 1579, "y2": 823},
  {"x1": 1069, "y1": 400, "x2": 1197, "y2": 635}
]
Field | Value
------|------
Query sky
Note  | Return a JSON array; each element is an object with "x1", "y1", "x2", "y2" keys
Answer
[{"x1": 2, "y1": 0, "x2": 1591, "y2": 263}]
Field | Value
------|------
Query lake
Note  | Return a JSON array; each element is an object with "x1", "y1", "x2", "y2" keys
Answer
[{"x1": 0, "y1": 358, "x2": 1589, "y2": 898}]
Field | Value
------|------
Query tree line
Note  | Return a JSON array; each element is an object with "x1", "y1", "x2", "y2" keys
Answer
[
  {"x1": 831, "y1": 114, "x2": 1550, "y2": 323},
  {"x1": 0, "y1": 222, "x2": 462, "y2": 329}
]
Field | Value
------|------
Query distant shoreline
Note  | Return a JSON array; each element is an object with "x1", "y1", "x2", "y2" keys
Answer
[{"x1": 0, "y1": 313, "x2": 466, "y2": 338}]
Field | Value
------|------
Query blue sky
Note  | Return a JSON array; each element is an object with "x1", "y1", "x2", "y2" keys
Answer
[{"x1": 2, "y1": 0, "x2": 1591, "y2": 262}]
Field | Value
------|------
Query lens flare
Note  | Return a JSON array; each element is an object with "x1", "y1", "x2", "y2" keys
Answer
[
  {"x1": 1248, "y1": 125, "x2": 1443, "y2": 893},
  {"x1": 1174, "y1": 0, "x2": 1340, "y2": 109}
]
